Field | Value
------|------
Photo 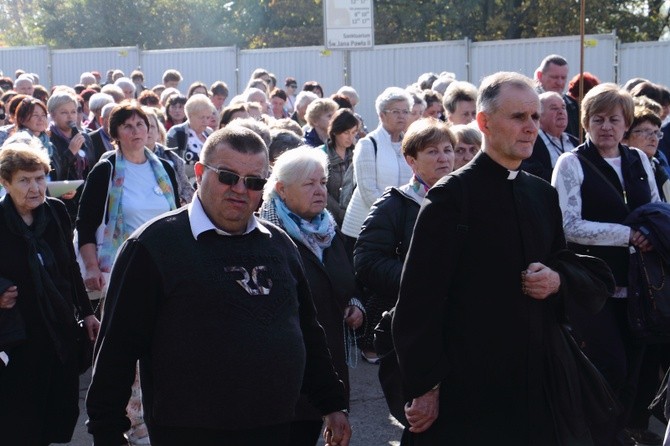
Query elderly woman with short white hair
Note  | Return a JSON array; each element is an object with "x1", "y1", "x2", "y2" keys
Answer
[
  {"x1": 303, "y1": 98, "x2": 338, "y2": 148},
  {"x1": 341, "y1": 87, "x2": 413, "y2": 243},
  {"x1": 259, "y1": 146, "x2": 364, "y2": 446},
  {"x1": 86, "y1": 92, "x2": 114, "y2": 132},
  {"x1": 166, "y1": 93, "x2": 216, "y2": 170},
  {"x1": 113, "y1": 77, "x2": 136, "y2": 100}
]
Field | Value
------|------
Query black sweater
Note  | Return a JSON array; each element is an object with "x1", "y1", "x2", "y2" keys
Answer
[{"x1": 86, "y1": 207, "x2": 346, "y2": 445}]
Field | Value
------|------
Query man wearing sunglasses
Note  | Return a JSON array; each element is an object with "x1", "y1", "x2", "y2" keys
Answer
[{"x1": 87, "y1": 126, "x2": 351, "y2": 446}]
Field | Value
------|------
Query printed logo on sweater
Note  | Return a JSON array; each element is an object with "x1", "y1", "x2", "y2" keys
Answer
[{"x1": 224, "y1": 266, "x2": 273, "y2": 295}]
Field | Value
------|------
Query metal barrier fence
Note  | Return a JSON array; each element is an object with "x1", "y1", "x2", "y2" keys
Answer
[{"x1": 1, "y1": 33, "x2": 667, "y2": 127}]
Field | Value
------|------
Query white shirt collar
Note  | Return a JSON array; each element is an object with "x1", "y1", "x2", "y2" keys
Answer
[{"x1": 188, "y1": 194, "x2": 271, "y2": 239}]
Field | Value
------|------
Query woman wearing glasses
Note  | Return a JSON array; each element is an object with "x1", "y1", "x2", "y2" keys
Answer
[
  {"x1": 623, "y1": 107, "x2": 670, "y2": 201},
  {"x1": 552, "y1": 84, "x2": 661, "y2": 445},
  {"x1": 341, "y1": 87, "x2": 413, "y2": 248}
]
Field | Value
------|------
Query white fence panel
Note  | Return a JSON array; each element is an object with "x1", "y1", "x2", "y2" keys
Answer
[
  {"x1": 140, "y1": 47, "x2": 238, "y2": 94},
  {"x1": 51, "y1": 47, "x2": 140, "y2": 87},
  {"x1": 238, "y1": 46, "x2": 346, "y2": 99},
  {"x1": 350, "y1": 41, "x2": 469, "y2": 128},
  {"x1": 619, "y1": 41, "x2": 670, "y2": 86},
  {"x1": 471, "y1": 34, "x2": 617, "y2": 86},
  {"x1": 0, "y1": 46, "x2": 50, "y2": 86}
]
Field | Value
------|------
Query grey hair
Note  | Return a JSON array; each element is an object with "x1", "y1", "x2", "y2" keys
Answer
[
  {"x1": 432, "y1": 75, "x2": 456, "y2": 96},
  {"x1": 88, "y1": 93, "x2": 114, "y2": 114},
  {"x1": 229, "y1": 117, "x2": 272, "y2": 147},
  {"x1": 538, "y1": 91, "x2": 563, "y2": 113},
  {"x1": 263, "y1": 145, "x2": 328, "y2": 202},
  {"x1": 184, "y1": 93, "x2": 216, "y2": 120},
  {"x1": 477, "y1": 72, "x2": 536, "y2": 115},
  {"x1": 244, "y1": 88, "x2": 267, "y2": 104},
  {"x1": 337, "y1": 86, "x2": 359, "y2": 103},
  {"x1": 160, "y1": 87, "x2": 180, "y2": 105},
  {"x1": 375, "y1": 87, "x2": 412, "y2": 116},
  {"x1": 443, "y1": 81, "x2": 478, "y2": 113},
  {"x1": 295, "y1": 91, "x2": 319, "y2": 110},
  {"x1": 101, "y1": 103, "x2": 116, "y2": 120},
  {"x1": 79, "y1": 72, "x2": 96, "y2": 86},
  {"x1": 408, "y1": 92, "x2": 427, "y2": 111},
  {"x1": 46, "y1": 90, "x2": 77, "y2": 115},
  {"x1": 114, "y1": 77, "x2": 136, "y2": 94}
]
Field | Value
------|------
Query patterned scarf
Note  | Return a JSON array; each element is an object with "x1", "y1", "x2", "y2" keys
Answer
[
  {"x1": 271, "y1": 196, "x2": 336, "y2": 262},
  {"x1": 409, "y1": 174, "x2": 430, "y2": 199},
  {"x1": 98, "y1": 149, "x2": 176, "y2": 271}
]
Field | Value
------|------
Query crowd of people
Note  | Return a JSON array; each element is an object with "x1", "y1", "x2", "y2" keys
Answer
[{"x1": 0, "y1": 55, "x2": 669, "y2": 446}]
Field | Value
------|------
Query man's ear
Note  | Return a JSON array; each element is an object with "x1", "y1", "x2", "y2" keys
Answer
[
  {"x1": 194, "y1": 162, "x2": 204, "y2": 185},
  {"x1": 476, "y1": 111, "x2": 489, "y2": 136}
]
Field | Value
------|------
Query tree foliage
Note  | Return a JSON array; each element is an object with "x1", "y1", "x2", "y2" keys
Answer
[{"x1": 0, "y1": 0, "x2": 668, "y2": 49}]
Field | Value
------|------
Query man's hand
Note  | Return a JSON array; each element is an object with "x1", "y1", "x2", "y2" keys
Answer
[
  {"x1": 0, "y1": 286, "x2": 18, "y2": 309},
  {"x1": 405, "y1": 386, "x2": 439, "y2": 433},
  {"x1": 522, "y1": 262, "x2": 560, "y2": 300},
  {"x1": 323, "y1": 411, "x2": 351, "y2": 446}
]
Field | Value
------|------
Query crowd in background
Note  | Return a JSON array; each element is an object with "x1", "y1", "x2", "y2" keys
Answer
[{"x1": 1, "y1": 55, "x2": 670, "y2": 446}]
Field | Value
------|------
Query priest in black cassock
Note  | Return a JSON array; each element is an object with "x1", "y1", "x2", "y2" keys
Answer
[{"x1": 392, "y1": 72, "x2": 605, "y2": 445}]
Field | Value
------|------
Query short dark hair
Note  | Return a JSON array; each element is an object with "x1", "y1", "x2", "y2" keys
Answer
[
  {"x1": 220, "y1": 103, "x2": 248, "y2": 127},
  {"x1": 268, "y1": 130, "x2": 303, "y2": 163},
  {"x1": 327, "y1": 108, "x2": 359, "y2": 143},
  {"x1": 270, "y1": 88, "x2": 287, "y2": 101},
  {"x1": 165, "y1": 94, "x2": 187, "y2": 120},
  {"x1": 14, "y1": 97, "x2": 47, "y2": 128},
  {"x1": 0, "y1": 142, "x2": 51, "y2": 181},
  {"x1": 108, "y1": 103, "x2": 150, "y2": 141},
  {"x1": 630, "y1": 82, "x2": 665, "y2": 106},
  {"x1": 330, "y1": 94, "x2": 352, "y2": 109},
  {"x1": 200, "y1": 126, "x2": 268, "y2": 165},
  {"x1": 210, "y1": 81, "x2": 229, "y2": 97},
  {"x1": 402, "y1": 118, "x2": 455, "y2": 159},
  {"x1": 138, "y1": 90, "x2": 160, "y2": 106},
  {"x1": 302, "y1": 81, "x2": 323, "y2": 97},
  {"x1": 539, "y1": 54, "x2": 568, "y2": 73},
  {"x1": 187, "y1": 81, "x2": 209, "y2": 98},
  {"x1": 624, "y1": 108, "x2": 663, "y2": 140},
  {"x1": 285, "y1": 77, "x2": 297, "y2": 88}
]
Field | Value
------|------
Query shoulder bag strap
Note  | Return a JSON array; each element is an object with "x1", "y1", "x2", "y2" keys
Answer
[{"x1": 575, "y1": 152, "x2": 630, "y2": 213}]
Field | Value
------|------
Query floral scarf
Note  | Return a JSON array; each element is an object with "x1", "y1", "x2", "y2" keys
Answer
[
  {"x1": 409, "y1": 174, "x2": 430, "y2": 198},
  {"x1": 98, "y1": 149, "x2": 176, "y2": 271}
]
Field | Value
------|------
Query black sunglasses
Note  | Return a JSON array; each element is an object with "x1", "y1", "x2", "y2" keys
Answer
[{"x1": 202, "y1": 164, "x2": 267, "y2": 191}]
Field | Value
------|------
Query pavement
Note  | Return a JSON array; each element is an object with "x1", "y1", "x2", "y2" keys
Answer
[
  {"x1": 68, "y1": 360, "x2": 668, "y2": 446},
  {"x1": 70, "y1": 359, "x2": 404, "y2": 445}
]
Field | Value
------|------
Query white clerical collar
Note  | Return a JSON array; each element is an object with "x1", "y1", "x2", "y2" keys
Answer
[
  {"x1": 507, "y1": 170, "x2": 520, "y2": 180},
  {"x1": 188, "y1": 195, "x2": 271, "y2": 239}
]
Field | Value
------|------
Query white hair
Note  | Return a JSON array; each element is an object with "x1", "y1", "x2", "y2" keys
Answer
[
  {"x1": 295, "y1": 91, "x2": 319, "y2": 110},
  {"x1": 263, "y1": 145, "x2": 328, "y2": 202},
  {"x1": 375, "y1": 87, "x2": 412, "y2": 116},
  {"x1": 184, "y1": 93, "x2": 216, "y2": 120},
  {"x1": 88, "y1": 93, "x2": 114, "y2": 113},
  {"x1": 114, "y1": 77, "x2": 136, "y2": 94}
]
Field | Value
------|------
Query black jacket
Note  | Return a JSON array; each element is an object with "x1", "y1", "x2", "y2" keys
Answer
[
  {"x1": 354, "y1": 187, "x2": 420, "y2": 304},
  {"x1": 522, "y1": 132, "x2": 579, "y2": 182}
]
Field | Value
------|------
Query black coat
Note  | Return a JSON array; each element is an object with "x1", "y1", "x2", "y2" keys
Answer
[
  {"x1": 393, "y1": 152, "x2": 570, "y2": 444},
  {"x1": 354, "y1": 187, "x2": 420, "y2": 305},
  {"x1": 293, "y1": 231, "x2": 361, "y2": 420},
  {"x1": 0, "y1": 197, "x2": 93, "y2": 444}
]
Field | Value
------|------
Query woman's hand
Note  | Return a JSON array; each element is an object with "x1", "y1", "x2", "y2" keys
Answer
[
  {"x1": 83, "y1": 314, "x2": 101, "y2": 342},
  {"x1": 84, "y1": 265, "x2": 106, "y2": 291},
  {"x1": 68, "y1": 133, "x2": 85, "y2": 155},
  {"x1": 343, "y1": 305, "x2": 364, "y2": 330},
  {"x1": 630, "y1": 229, "x2": 653, "y2": 252},
  {"x1": 0, "y1": 286, "x2": 18, "y2": 309}
]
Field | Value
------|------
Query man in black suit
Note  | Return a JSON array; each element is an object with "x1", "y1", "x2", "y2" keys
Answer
[{"x1": 522, "y1": 91, "x2": 578, "y2": 182}]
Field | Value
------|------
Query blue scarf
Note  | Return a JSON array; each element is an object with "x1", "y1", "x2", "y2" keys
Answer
[{"x1": 273, "y1": 196, "x2": 336, "y2": 261}]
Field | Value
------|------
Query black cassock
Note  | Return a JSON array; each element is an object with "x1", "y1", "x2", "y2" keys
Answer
[{"x1": 393, "y1": 152, "x2": 593, "y2": 445}]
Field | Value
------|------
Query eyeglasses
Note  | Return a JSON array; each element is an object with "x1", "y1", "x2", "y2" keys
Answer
[
  {"x1": 631, "y1": 129, "x2": 664, "y2": 139},
  {"x1": 384, "y1": 109, "x2": 410, "y2": 116},
  {"x1": 202, "y1": 164, "x2": 267, "y2": 191}
]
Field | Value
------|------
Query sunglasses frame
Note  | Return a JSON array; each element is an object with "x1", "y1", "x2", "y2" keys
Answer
[{"x1": 201, "y1": 163, "x2": 267, "y2": 191}]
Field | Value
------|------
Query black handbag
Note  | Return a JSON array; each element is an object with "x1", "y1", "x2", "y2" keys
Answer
[{"x1": 628, "y1": 248, "x2": 670, "y2": 341}]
